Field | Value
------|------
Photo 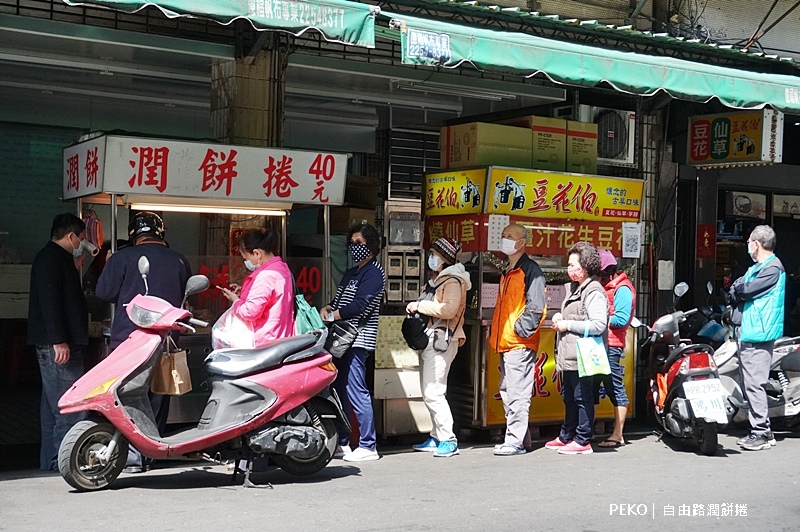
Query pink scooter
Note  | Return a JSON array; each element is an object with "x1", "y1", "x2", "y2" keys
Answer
[{"x1": 58, "y1": 257, "x2": 346, "y2": 491}]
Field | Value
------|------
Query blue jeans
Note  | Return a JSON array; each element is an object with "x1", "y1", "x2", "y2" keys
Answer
[
  {"x1": 36, "y1": 344, "x2": 87, "y2": 471},
  {"x1": 332, "y1": 347, "x2": 376, "y2": 450},
  {"x1": 592, "y1": 346, "x2": 630, "y2": 407},
  {"x1": 559, "y1": 370, "x2": 595, "y2": 446}
]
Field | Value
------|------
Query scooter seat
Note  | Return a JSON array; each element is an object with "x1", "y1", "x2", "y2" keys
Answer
[
  {"x1": 204, "y1": 334, "x2": 319, "y2": 377},
  {"x1": 780, "y1": 351, "x2": 800, "y2": 372}
]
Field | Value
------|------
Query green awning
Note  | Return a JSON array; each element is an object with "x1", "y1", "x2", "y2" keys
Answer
[
  {"x1": 64, "y1": 0, "x2": 378, "y2": 48},
  {"x1": 386, "y1": 12, "x2": 800, "y2": 112}
]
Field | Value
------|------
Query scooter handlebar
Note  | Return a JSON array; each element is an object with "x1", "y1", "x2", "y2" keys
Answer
[{"x1": 188, "y1": 318, "x2": 209, "y2": 328}]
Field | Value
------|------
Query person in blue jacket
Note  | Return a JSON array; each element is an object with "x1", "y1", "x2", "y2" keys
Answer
[
  {"x1": 96, "y1": 211, "x2": 191, "y2": 472},
  {"x1": 730, "y1": 225, "x2": 785, "y2": 451}
]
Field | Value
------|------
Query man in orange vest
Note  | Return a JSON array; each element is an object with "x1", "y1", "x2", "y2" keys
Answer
[
  {"x1": 595, "y1": 249, "x2": 634, "y2": 448},
  {"x1": 488, "y1": 224, "x2": 546, "y2": 456}
]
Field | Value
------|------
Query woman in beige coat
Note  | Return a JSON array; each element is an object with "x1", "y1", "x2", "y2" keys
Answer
[{"x1": 406, "y1": 237, "x2": 471, "y2": 458}]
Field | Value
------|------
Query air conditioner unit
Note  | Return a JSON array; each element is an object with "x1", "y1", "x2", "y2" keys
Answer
[{"x1": 577, "y1": 105, "x2": 637, "y2": 168}]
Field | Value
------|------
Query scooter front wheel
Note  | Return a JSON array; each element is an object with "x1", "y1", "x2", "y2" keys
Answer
[
  {"x1": 271, "y1": 419, "x2": 337, "y2": 476},
  {"x1": 695, "y1": 419, "x2": 719, "y2": 456},
  {"x1": 58, "y1": 419, "x2": 129, "y2": 491}
]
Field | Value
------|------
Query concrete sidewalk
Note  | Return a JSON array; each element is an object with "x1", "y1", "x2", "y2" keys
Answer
[{"x1": 2, "y1": 429, "x2": 799, "y2": 532}]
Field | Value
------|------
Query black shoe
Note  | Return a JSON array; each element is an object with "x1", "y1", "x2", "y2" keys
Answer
[{"x1": 740, "y1": 434, "x2": 771, "y2": 451}]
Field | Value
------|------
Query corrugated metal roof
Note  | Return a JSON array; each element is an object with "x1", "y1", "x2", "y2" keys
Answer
[{"x1": 370, "y1": 0, "x2": 800, "y2": 75}]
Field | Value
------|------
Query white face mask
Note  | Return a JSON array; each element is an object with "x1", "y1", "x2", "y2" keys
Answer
[
  {"x1": 500, "y1": 238, "x2": 519, "y2": 256},
  {"x1": 70, "y1": 234, "x2": 83, "y2": 258},
  {"x1": 428, "y1": 253, "x2": 440, "y2": 271},
  {"x1": 244, "y1": 259, "x2": 256, "y2": 271}
]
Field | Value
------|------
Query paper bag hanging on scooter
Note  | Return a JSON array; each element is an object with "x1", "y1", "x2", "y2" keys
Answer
[
  {"x1": 151, "y1": 338, "x2": 192, "y2": 395},
  {"x1": 576, "y1": 326, "x2": 611, "y2": 377}
]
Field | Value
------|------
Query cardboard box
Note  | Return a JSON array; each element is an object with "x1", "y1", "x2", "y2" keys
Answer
[
  {"x1": 501, "y1": 116, "x2": 567, "y2": 172},
  {"x1": 328, "y1": 207, "x2": 375, "y2": 234},
  {"x1": 440, "y1": 122, "x2": 532, "y2": 170},
  {"x1": 566, "y1": 120, "x2": 598, "y2": 174}
]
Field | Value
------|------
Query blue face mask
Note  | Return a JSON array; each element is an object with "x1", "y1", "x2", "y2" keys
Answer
[{"x1": 244, "y1": 259, "x2": 257, "y2": 271}]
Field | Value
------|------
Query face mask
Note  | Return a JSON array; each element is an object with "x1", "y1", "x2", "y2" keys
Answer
[
  {"x1": 349, "y1": 243, "x2": 371, "y2": 263},
  {"x1": 567, "y1": 265, "x2": 584, "y2": 282},
  {"x1": 428, "y1": 253, "x2": 440, "y2": 271},
  {"x1": 747, "y1": 242, "x2": 757, "y2": 262},
  {"x1": 70, "y1": 234, "x2": 83, "y2": 258},
  {"x1": 244, "y1": 259, "x2": 257, "y2": 271},
  {"x1": 500, "y1": 238, "x2": 519, "y2": 256}
]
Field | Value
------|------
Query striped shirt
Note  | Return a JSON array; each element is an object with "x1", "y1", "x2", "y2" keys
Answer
[{"x1": 330, "y1": 258, "x2": 385, "y2": 351}]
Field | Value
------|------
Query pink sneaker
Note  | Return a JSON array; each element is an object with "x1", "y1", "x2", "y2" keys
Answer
[
  {"x1": 557, "y1": 441, "x2": 593, "y2": 455},
  {"x1": 544, "y1": 437, "x2": 569, "y2": 450}
]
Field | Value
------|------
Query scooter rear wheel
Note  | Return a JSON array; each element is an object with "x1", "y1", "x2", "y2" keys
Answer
[
  {"x1": 271, "y1": 419, "x2": 337, "y2": 476},
  {"x1": 695, "y1": 419, "x2": 719, "y2": 456},
  {"x1": 58, "y1": 419, "x2": 129, "y2": 491}
]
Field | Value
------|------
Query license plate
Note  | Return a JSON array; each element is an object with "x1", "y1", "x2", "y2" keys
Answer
[{"x1": 682, "y1": 378, "x2": 728, "y2": 424}]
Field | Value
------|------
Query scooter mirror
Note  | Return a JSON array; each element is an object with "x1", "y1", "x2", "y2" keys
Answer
[
  {"x1": 706, "y1": 281, "x2": 714, "y2": 295},
  {"x1": 674, "y1": 282, "x2": 689, "y2": 298},
  {"x1": 137, "y1": 256, "x2": 150, "y2": 277},
  {"x1": 630, "y1": 317, "x2": 643, "y2": 328},
  {"x1": 185, "y1": 275, "x2": 210, "y2": 297}
]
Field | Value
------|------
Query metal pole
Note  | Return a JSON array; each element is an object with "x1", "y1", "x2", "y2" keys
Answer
[
  {"x1": 280, "y1": 212, "x2": 287, "y2": 256},
  {"x1": 323, "y1": 205, "x2": 331, "y2": 305},
  {"x1": 110, "y1": 194, "x2": 118, "y2": 253},
  {"x1": 109, "y1": 194, "x2": 118, "y2": 329}
]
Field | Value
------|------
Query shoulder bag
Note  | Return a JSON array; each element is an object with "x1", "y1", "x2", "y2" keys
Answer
[{"x1": 324, "y1": 285, "x2": 370, "y2": 358}]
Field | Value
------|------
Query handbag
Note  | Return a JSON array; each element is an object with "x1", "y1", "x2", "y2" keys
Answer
[
  {"x1": 151, "y1": 338, "x2": 193, "y2": 395},
  {"x1": 211, "y1": 306, "x2": 255, "y2": 350},
  {"x1": 576, "y1": 325, "x2": 611, "y2": 378},
  {"x1": 292, "y1": 275, "x2": 325, "y2": 334},
  {"x1": 324, "y1": 320, "x2": 360, "y2": 358}
]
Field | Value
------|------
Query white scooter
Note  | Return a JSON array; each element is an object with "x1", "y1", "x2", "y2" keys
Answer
[{"x1": 715, "y1": 334, "x2": 800, "y2": 427}]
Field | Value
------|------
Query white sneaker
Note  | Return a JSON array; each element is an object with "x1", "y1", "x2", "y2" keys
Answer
[
  {"x1": 342, "y1": 447, "x2": 380, "y2": 462},
  {"x1": 333, "y1": 445, "x2": 352, "y2": 459}
]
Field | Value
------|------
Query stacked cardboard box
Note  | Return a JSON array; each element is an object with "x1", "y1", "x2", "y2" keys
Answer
[
  {"x1": 566, "y1": 120, "x2": 598, "y2": 174},
  {"x1": 501, "y1": 116, "x2": 567, "y2": 172},
  {"x1": 440, "y1": 122, "x2": 532, "y2": 170}
]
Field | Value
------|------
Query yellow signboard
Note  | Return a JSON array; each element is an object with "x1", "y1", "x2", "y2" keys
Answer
[
  {"x1": 687, "y1": 110, "x2": 783, "y2": 165},
  {"x1": 487, "y1": 168, "x2": 643, "y2": 222},
  {"x1": 425, "y1": 168, "x2": 487, "y2": 216},
  {"x1": 486, "y1": 328, "x2": 635, "y2": 425}
]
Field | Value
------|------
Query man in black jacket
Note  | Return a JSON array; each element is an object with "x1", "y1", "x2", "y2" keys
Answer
[
  {"x1": 95, "y1": 211, "x2": 191, "y2": 472},
  {"x1": 28, "y1": 213, "x2": 89, "y2": 471}
]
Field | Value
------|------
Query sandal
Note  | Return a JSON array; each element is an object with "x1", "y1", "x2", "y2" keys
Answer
[{"x1": 598, "y1": 438, "x2": 625, "y2": 448}]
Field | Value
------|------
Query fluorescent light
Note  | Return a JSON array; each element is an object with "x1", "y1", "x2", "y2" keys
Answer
[
  {"x1": 130, "y1": 203, "x2": 287, "y2": 216},
  {"x1": 395, "y1": 81, "x2": 516, "y2": 101}
]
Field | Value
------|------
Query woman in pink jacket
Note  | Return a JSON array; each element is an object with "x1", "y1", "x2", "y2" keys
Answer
[{"x1": 220, "y1": 229, "x2": 295, "y2": 345}]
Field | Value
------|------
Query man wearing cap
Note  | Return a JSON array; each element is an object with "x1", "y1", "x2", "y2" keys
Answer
[
  {"x1": 488, "y1": 224, "x2": 547, "y2": 456},
  {"x1": 595, "y1": 249, "x2": 634, "y2": 448},
  {"x1": 407, "y1": 237, "x2": 471, "y2": 458}
]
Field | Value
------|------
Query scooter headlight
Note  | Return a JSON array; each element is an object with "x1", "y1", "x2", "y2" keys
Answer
[{"x1": 128, "y1": 304, "x2": 163, "y2": 328}]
